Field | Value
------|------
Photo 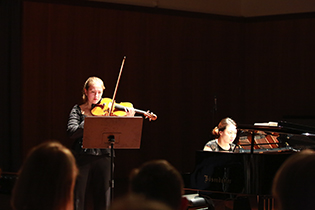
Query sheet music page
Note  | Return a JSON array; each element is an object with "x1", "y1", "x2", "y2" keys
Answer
[{"x1": 254, "y1": 122, "x2": 278, "y2": 127}]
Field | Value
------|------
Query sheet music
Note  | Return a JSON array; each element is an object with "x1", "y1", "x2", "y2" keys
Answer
[{"x1": 254, "y1": 121, "x2": 278, "y2": 127}]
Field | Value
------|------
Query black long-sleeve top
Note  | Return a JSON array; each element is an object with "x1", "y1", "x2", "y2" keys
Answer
[{"x1": 67, "y1": 104, "x2": 110, "y2": 156}]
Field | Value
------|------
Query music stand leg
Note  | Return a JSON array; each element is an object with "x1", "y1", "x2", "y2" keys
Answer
[
  {"x1": 108, "y1": 135, "x2": 115, "y2": 204},
  {"x1": 250, "y1": 132, "x2": 255, "y2": 154}
]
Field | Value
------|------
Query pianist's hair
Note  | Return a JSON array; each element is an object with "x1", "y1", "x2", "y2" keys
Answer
[
  {"x1": 212, "y1": 117, "x2": 237, "y2": 137},
  {"x1": 272, "y1": 150, "x2": 315, "y2": 210},
  {"x1": 11, "y1": 141, "x2": 78, "y2": 210}
]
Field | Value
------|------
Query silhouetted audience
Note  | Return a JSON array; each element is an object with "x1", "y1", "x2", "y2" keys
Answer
[
  {"x1": 109, "y1": 194, "x2": 173, "y2": 210},
  {"x1": 129, "y1": 160, "x2": 188, "y2": 210},
  {"x1": 272, "y1": 149, "x2": 315, "y2": 210},
  {"x1": 11, "y1": 141, "x2": 78, "y2": 210}
]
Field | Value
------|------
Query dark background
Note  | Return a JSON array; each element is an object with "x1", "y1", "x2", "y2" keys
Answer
[{"x1": 2, "y1": 0, "x2": 315, "y2": 199}]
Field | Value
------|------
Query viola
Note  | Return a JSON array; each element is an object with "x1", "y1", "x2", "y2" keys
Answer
[
  {"x1": 91, "y1": 98, "x2": 157, "y2": 121},
  {"x1": 92, "y1": 56, "x2": 157, "y2": 121}
]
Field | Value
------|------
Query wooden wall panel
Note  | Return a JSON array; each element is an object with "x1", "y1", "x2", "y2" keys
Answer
[{"x1": 241, "y1": 16, "x2": 315, "y2": 121}]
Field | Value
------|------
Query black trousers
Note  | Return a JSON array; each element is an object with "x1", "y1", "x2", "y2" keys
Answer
[{"x1": 74, "y1": 155, "x2": 112, "y2": 210}]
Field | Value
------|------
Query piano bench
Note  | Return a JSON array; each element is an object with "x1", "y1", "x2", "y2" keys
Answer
[{"x1": 183, "y1": 193, "x2": 215, "y2": 210}]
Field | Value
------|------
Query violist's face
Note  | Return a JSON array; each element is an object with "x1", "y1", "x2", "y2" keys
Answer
[
  {"x1": 85, "y1": 83, "x2": 103, "y2": 105},
  {"x1": 219, "y1": 124, "x2": 237, "y2": 145}
]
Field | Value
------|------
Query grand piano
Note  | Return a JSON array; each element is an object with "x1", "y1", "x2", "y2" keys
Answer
[{"x1": 184, "y1": 121, "x2": 315, "y2": 210}]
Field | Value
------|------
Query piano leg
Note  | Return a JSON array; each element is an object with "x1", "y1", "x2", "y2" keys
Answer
[{"x1": 257, "y1": 195, "x2": 274, "y2": 210}]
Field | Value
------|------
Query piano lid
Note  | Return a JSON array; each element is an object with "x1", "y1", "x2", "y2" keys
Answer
[
  {"x1": 238, "y1": 121, "x2": 315, "y2": 136},
  {"x1": 237, "y1": 121, "x2": 315, "y2": 151}
]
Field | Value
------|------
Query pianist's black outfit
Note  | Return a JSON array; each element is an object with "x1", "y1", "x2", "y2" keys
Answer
[
  {"x1": 204, "y1": 139, "x2": 237, "y2": 152},
  {"x1": 67, "y1": 104, "x2": 111, "y2": 210}
]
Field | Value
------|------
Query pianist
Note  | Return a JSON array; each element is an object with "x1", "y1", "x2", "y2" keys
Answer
[{"x1": 203, "y1": 117, "x2": 238, "y2": 152}]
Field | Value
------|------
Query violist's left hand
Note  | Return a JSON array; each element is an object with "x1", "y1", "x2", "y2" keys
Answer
[{"x1": 125, "y1": 107, "x2": 135, "y2": 117}]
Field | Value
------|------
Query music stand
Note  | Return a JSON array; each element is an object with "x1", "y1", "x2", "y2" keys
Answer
[{"x1": 82, "y1": 116, "x2": 143, "y2": 203}]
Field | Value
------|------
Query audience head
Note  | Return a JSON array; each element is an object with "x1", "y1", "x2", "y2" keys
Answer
[
  {"x1": 129, "y1": 160, "x2": 184, "y2": 210},
  {"x1": 272, "y1": 149, "x2": 315, "y2": 210},
  {"x1": 11, "y1": 141, "x2": 78, "y2": 210},
  {"x1": 109, "y1": 194, "x2": 173, "y2": 210}
]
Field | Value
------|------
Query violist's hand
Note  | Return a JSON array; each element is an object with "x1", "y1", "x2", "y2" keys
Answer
[{"x1": 125, "y1": 107, "x2": 135, "y2": 117}]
